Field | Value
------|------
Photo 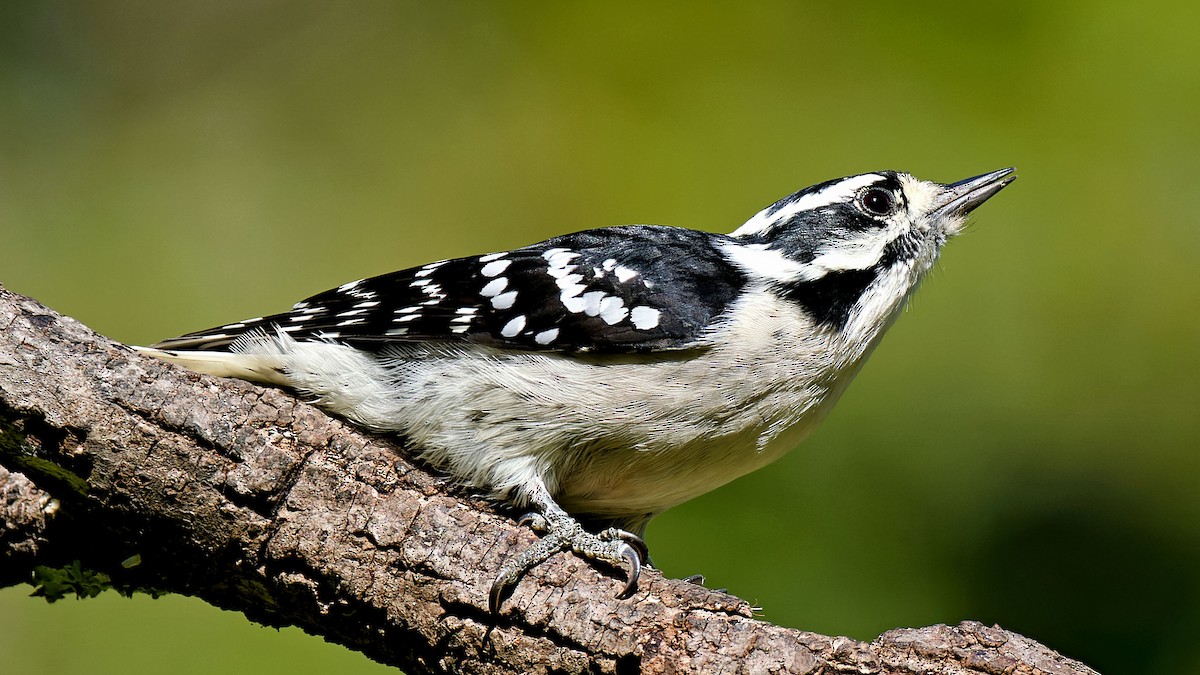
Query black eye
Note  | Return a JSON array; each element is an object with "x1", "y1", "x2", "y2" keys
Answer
[{"x1": 860, "y1": 188, "x2": 896, "y2": 216}]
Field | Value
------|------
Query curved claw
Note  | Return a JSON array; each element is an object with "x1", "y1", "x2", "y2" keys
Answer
[
  {"x1": 622, "y1": 532, "x2": 651, "y2": 565},
  {"x1": 488, "y1": 575, "x2": 509, "y2": 615},
  {"x1": 615, "y1": 542, "x2": 641, "y2": 599}
]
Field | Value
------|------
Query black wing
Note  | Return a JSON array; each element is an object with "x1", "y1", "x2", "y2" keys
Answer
[{"x1": 153, "y1": 225, "x2": 746, "y2": 354}]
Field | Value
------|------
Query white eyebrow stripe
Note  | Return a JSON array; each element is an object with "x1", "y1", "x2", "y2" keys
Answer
[{"x1": 730, "y1": 173, "x2": 883, "y2": 238}]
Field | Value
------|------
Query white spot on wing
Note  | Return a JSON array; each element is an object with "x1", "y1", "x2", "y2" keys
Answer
[
  {"x1": 546, "y1": 250, "x2": 580, "y2": 268},
  {"x1": 545, "y1": 249, "x2": 582, "y2": 293},
  {"x1": 562, "y1": 296, "x2": 587, "y2": 313},
  {"x1": 599, "y1": 297, "x2": 628, "y2": 325},
  {"x1": 559, "y1": 285, "x2": 587, "y2": 307},
  {"x1": 630, "y1": 306, "x2": 661, "y2": 329},
  {"x1": 500, "y1": 315, "x2": 526, "y2": 337},
  {"x1": 491, "y1": 290, "x2": 518, "y2": 309},
  {"x1": 480, "y1": 277, "x2": 508, "y2": 297},
  {"x1": 481, "y1": 259, "x2": 511, "y2": 277},
  {"x1": 414, "y1": 260, "x2": 448, "y2": 278},
  {"x1": 557, "y1": 267, "x2": 588, "y2": 306},
  {"x1": 477, "y1": 275, "x2": 506, "y2": 295},
  {"x1": 534, "y1": 328, "x2": 559, "y2": 345},
  {"x1": 546, "y1": 264, "x2": 576, "y2": 279},
  {"x1": 555, "y1": 273, "x2": 584, "y2": 289},
  {"x1": 614, "y1": 265, "x2": 638, "y2": 282},
  {"x1": 479, "y1": 252, "x2": 507, "y2": 262},
  {"x1": 581, "y1": 291, "x2": 606, "y2": 317}
]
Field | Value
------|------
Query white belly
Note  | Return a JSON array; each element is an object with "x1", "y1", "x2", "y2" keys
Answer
[
  {"x1": 279, "y1": 290, "x2": 874, "y2": 520},
  {"x1": 171, "y1": 288, "x2": 893, "y2": 523}
]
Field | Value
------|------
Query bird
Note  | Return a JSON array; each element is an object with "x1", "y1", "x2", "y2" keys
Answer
[{"x1": 137, "y1": 167, "x2": 1016, "y2": 612}]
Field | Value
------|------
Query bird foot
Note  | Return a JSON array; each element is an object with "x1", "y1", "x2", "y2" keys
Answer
[{"x1": 489, "y1": 510, "x2": 647, "y2": 614}]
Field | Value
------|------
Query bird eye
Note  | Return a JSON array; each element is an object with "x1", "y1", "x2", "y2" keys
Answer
[{"x1": 860, "y1": 188, "x2": 896, "y2": 216}]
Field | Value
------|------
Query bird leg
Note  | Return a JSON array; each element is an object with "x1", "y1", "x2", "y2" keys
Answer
[{"x1": 488, "y1": 482, "x2": 648, "y2": 614}]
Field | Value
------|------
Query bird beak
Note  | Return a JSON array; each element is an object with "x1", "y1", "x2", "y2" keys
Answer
[{"x1": 932, "y1": 167, "x2": 1017, "y2": 221}]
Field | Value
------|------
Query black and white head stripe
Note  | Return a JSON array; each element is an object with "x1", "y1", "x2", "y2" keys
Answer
[
  {"x1": 723, "y1": 172, "x2": 917, "y2": 282},
  {"x1": 731, "y1": 172, "x2": 891, "y2": 238},
  {"x1": 155, "y1": 226, "x2": 747, "y2": 354},
  {"x1": 716, "y1": 168, "x2": 1012, "y2": 326}
]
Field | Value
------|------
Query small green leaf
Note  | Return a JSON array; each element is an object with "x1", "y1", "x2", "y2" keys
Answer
[{"x1": 30, "y1": 561, "x2": 112, "y2": 602}]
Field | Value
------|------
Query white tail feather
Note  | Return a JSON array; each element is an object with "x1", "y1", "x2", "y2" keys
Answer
[{"x1": 133, "y1": 346, "x2": 291, "y2": 386}]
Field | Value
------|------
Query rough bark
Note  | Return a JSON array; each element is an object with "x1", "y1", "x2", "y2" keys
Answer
[{"x1": 0, "y1": 283, "x2": 1097, "y2": 675}]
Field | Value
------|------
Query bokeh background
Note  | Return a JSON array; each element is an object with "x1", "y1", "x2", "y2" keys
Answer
[{"x1": 2, "y1": 2, "x2": 1197, "y2": 673}]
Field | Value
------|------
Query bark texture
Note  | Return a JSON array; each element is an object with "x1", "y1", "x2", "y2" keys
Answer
[{"x1": 0, "y1": 283, "x2": 1098, "y2": 674}]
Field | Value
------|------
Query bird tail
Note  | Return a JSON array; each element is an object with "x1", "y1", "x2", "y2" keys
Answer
[{"x1": 132, "y1": 345, "x2": 291, "y2": 386}]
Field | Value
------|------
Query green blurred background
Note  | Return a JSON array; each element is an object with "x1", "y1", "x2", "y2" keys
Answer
[{"x1": 1, "y1": 2, "x2": 1197, "y2": 673}]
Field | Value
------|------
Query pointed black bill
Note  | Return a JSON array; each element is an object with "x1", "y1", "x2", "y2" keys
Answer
[{"x1": 933, "y1": 167, "x2": 1017, "y2": 220}]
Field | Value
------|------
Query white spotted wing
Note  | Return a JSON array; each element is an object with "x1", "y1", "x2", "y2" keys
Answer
[{"x1": 153, "y1": 225, "x2": 744, "y2": 354}]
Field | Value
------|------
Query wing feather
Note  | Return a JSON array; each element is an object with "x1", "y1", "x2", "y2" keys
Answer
[{"x1": 153, "y1": 226, "x2": 745, "y2": 354}]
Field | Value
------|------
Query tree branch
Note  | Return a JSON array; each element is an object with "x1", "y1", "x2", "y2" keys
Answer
[{"x1": 0, "y1": 283, "x2": 1097, "y2": 674}]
